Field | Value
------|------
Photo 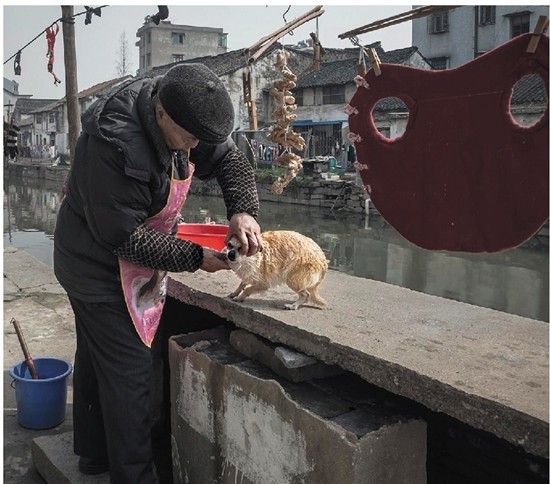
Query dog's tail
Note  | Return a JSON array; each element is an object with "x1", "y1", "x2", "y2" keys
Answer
[{"x1": 308, "y1": 284, "x2": 327, "y2": 308}]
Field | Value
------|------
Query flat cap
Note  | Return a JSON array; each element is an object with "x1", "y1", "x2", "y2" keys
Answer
[{"x1": 158, "y1": 63, "x2": 234, "y2": 144}]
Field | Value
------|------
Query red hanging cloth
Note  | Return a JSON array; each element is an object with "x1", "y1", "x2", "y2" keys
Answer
[
  {"x1": 46, "y1": 23, "x2": 61, "y2": 86},
  {"x1": 348, "y1": 33, "x2": 549, "y2": 253}
]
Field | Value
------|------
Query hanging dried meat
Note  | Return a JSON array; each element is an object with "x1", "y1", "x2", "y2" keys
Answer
[{"x1": 267, "y1": 50, "x2": 306, "y2": 194}]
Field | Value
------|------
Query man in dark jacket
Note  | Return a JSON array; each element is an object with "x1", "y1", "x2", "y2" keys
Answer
[{"x1": 54, "y1": 64, "x2": 262, "y2": 483}]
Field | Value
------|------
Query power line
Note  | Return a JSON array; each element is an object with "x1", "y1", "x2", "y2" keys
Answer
[{"x1": 3, "y1": 6, "x2": 108, "y2": 66}]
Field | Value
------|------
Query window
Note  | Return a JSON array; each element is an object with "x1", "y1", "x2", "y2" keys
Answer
[
  {"x1": 510, "y1": 13, "x2": 530, "y2": 37},
  {"x1": 218, "y1": 34, "x2": 227, "y2": 48},
  {"x1": 479, "y1": 6, "x2": 496, "y2": 25},
  {"x1": 146, "y1": 31, "x2": 151, "y2": 44},
  {"x1": 49, "y1": 113, "x2": 55, "y2": 124},
  {"x1": 377, "y1": 127, "x2": 391, "y2": 138},
  {"x1": 36, "y1": 114, "x2": 42, "y2": 124},
  {"x1": 322, "y1": 85, "x2": 345, "y2": 105},
  {"x1": 428, "y1": 57, "x2": 448, "y2": 70},
  {"x1": 172, "y1": 54, "x2": 185, "y2": 63},
  {"x1": 293, "y1": 89, "x2": 303, "y2": 107},
  {"x1": 429, "y1": 12, "x2": 449, "y2": 34},
  {"x1": 172, "y1": 32, "x2": 185, "y2": 44},
  {"x1": 146, "y1": 53, "x2": 151, "y2": 68}
]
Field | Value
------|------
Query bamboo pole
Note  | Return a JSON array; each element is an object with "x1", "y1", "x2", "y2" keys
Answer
[
  {"x1": 245, "y1": 6, "x2": 325, "y2": 64},
  {"x1": 339, "y1": 5, "x2": 460, "y2": 39}
]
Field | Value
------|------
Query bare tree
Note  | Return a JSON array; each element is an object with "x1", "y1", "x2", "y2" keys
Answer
[{"x1": 115, "y1": 30, "x2": 133, "y2": 77}]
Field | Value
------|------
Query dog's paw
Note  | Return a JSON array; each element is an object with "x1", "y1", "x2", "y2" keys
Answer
[
  {"x1": 284, "y1": 302, "x2": 300, "y2": 310},
  {"x1": 230, "y1": 294, "x2": 247, "y2": 302}
]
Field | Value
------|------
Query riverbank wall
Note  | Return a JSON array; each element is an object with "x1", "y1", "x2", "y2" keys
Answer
[{"x1": 5, "y1": 159, "x2": 374, "y2": 216}]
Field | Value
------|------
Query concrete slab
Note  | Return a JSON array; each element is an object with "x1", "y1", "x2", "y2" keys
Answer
[
  {"x1": 167, "y1": 269, "x2": 549, "y2": 458},
  {"x1": 31, "y1": 432, "x2": 109, "y2": 483},
  {"x1": 4, "y1": 248, "x2": 66, "y2": 295}
]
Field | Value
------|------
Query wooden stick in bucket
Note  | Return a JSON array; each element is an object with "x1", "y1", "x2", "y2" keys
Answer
[{"x1": 11, "y1": 318, "x2": 39, "y2": 379}]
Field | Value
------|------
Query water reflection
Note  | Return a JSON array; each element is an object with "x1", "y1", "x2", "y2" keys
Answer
[{"x1": 4, "y1": 176, "x2": 549, "y2": 322}]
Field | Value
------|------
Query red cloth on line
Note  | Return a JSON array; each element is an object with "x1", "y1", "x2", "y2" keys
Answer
[{"x1": 348, "y1": 33, "x2": 548, "y2": 253}]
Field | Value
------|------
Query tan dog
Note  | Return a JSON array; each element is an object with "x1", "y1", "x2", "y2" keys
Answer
[{"x1": 225, "y1": 230, "x2": 328, "y2": 310}]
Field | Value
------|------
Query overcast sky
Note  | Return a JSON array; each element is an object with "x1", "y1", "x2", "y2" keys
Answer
[{"x1": 3, "y1": 3, "x2": 414, "y2": 100}]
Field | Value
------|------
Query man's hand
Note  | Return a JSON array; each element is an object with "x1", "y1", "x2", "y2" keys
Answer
[
  {"x1": 226, "y1": 213, "x2": 263, "y2": 256},
  {"x1": 199, "y1": 248, "x2": 230, "y2": 272}
]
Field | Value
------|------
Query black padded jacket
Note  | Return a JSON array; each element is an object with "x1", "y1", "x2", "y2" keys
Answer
[{"x1": 53, "y1": 76, "x2": 259, "y2": 302}]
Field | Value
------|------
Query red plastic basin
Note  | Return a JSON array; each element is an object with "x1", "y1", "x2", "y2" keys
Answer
[{"x1": 176, "y1": 223, "x2": 228, "y2": 250}]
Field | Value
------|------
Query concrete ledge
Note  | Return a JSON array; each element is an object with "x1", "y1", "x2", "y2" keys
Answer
[{"x1": 167, "y1": 269, "x2": 549, "y2": 458}]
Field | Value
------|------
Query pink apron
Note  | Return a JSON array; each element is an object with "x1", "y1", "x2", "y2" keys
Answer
[{"x1": 119, "y1": 159, "x2": 195, "y2": 347}]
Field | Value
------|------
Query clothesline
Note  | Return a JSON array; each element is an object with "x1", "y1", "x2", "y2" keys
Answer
[{"x1": 3, "y1": 6, "x2": 108, "y2": 66}]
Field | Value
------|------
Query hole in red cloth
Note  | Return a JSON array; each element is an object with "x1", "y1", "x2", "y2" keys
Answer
[
  {"x1": 509, "y1": 74, "x2": 547, "y2": 128},
  {"x1": 370, "y1": 97, "x2": 409, "y2": 140}
]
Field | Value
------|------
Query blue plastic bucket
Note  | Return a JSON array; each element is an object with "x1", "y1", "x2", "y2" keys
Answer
[{"x1": 9, "y1": 357, "x2": 73, "y2": 430}]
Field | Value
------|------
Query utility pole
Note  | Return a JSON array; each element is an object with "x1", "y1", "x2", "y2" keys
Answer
[{"x1": 61, "y1": 6, "x2": 79, "y2": 164}]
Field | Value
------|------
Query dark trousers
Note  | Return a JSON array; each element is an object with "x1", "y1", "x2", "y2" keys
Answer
[{"x1": 69, "y1": 296, "x2": 159, "y2": 484}]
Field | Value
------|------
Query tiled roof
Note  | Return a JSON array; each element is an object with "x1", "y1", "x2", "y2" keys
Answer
[
  {"x1": 77, "y1": 76, "x2": 133, "y2": 100},
  {"x1": 26, "y1": 76, "x2": 134, "y2": 113},
  {"x1": 14, "y1": 98, "x2": 57, "y2": 114},
  {"x1": 511, "y1": 73, "x2": 547, "y2": 105},
  {"x1": 18, "y1": 117, "x2": 34, "y2": 127},
  {"x1": 296, "y1": 46, "x2": 421, "y2": 88},
  {"x1": 28, "y1": 99, "x2": 63, "y2": 114},
  {"x1": 146, "y1": 42, "x2": 315, "y2": 79}
]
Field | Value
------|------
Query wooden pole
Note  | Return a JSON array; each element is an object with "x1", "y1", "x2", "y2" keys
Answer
[
  {"x1": 11, "y1": 318, "x2": 39, "y2": 379},
  {"x1": 61, "y1": 6, "x2": 80, "y2": 164}
]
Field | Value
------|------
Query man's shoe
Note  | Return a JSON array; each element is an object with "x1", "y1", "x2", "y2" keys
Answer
[{"x1": 78, "y1": 456, "x2": 109, "y2": 475}]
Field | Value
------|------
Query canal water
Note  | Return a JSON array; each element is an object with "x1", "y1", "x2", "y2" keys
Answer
[{"x1": 3, "y1": 176, "x2": 548, "y2": 322}]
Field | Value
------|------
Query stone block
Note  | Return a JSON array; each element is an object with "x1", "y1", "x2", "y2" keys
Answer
[
  {"x1": 274, "y1": 346, "x2": 317, "y2": 368},
  {"x1": 229, "y1": 329, "x2": 343, "y2": 383},
  {"x1": 169, "y1": 330, "x2": 427, "y2": 484}
]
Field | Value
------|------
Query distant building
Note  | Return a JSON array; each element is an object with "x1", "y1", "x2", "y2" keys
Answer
[
  {"x1": 135, "y1": 19, "x2": 228, "y2": 76},
  {"x1": 291, "y1": 43, "x2": 432, "y2": 156},
  {"x1": 25, "y1": 76, "x2": 131, "y2": 159},
  {"x1": 412, "y1": 5, "x2": 549, "y2": 69},
  {"x1": 3, "y1": 78, "x2": 32, "y2": 123},
  {"x1": 411, "y1": 5, "x2": 548, "y2": 129}
]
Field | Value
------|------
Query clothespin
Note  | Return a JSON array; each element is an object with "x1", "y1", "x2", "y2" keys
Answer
[
  {"x1": 366, "y1": 47, "x2": 381, "y2": 76},
  {"x1": 526, "y1": 15, "x2": 549, "y2": 53}
]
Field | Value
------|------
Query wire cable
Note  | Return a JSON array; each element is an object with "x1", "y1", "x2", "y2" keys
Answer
[{"x1": 3, "y1": 6, "x2": 108, "y2": 66}]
